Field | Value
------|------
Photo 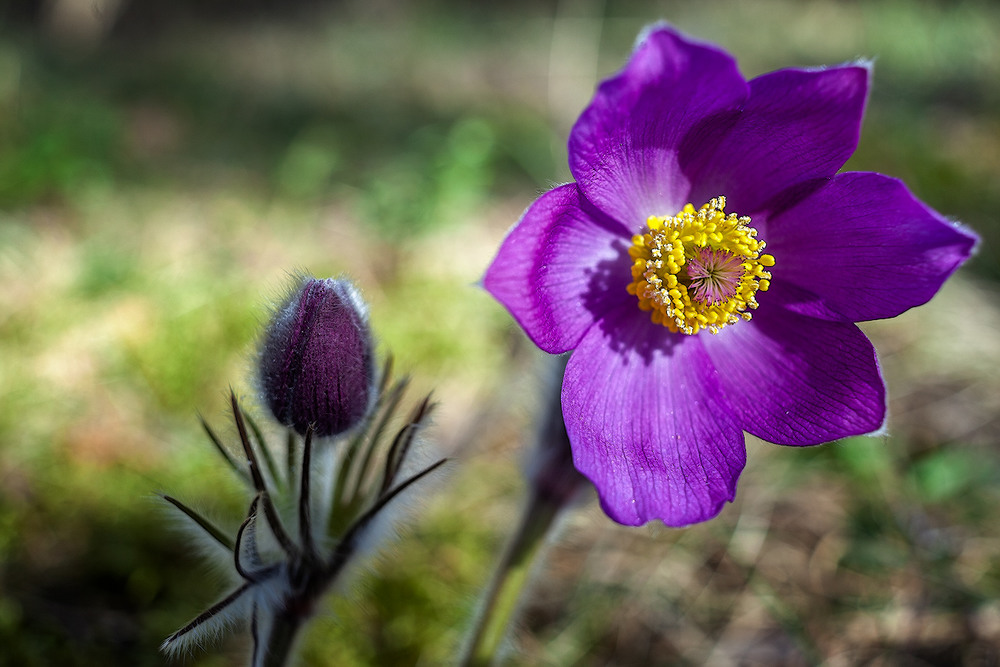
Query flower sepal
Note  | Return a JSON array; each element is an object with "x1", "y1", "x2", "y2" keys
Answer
[{"x1": 161, "y1": 358, "x2": 447, "y2": 664}]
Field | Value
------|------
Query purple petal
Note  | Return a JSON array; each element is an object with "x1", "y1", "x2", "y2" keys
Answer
[
  {"x1": 569, "y1": 26, "x2": 747, "y2": 227},
  {"x1": 686, "y1": 65, "x2": 870, "y2": 216},
  {"x1": 701, "y1": 291, "x2": 886, "y2": 446},
  {"x1": 483, "y1": 184, "x2": 631, "y2": 353},
  {"x1": 563, "y1": 306, "x2": 745, "y2": 526},
  {"x1": 765, "y1": 172, "x2": 979, "y2": 322}
]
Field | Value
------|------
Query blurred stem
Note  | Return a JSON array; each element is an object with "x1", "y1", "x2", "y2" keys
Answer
[
  {"x1": 460, "y1": 355, "x2": 579, "y2": 666},
  {"x1": 259, "y1": 608, "x2": 305, "y2": 667},
  {"x1": 459, "y1": 487, "x2": 563, "y2": 667}
]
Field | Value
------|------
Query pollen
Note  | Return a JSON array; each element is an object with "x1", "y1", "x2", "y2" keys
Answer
[{"x1": 626, "y1": 196, "x2": 774, "y2": 335}]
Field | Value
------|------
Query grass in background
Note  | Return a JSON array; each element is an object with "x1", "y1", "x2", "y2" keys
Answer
[{"x1": 0, "y1": 1, "x2": 998, "y2": 664}]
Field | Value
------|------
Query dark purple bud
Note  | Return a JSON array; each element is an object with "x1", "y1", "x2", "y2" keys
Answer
[{"x1": 259, "y1": 277, "x2": 375, "y2": 437}]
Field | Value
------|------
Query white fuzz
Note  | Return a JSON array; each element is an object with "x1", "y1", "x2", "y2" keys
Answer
[{"x1": 160, "y1": 584, "x2": 254, "y2": 658}]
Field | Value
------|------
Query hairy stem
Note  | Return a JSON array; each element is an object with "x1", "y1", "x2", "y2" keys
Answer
[
  {"x1": 258, "y1": 607, "x2": 306, "y2": 667},
  {"x1": 459, "y1": 355, "x2": 579, "y2": 666},
  {"x1": 458, "y1": 488, "x2": 563, "y2": 667}
]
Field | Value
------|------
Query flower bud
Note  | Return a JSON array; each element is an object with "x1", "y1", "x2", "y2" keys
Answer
[{"x1": 259, "y1": 276, "x2": 375, "y2": 437}]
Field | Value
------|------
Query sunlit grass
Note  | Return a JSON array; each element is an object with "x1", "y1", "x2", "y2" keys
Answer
[{"x1": 0, "y1": 1, "x2": 998, "y2": 664}]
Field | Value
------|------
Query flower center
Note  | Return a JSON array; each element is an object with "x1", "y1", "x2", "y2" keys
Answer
[{"x1": 626, "y1": 196, "x2": 774, "y2": 335}]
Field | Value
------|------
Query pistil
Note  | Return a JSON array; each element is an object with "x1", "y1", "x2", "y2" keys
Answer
[{"x1": 626, "y1": 196, "x2": 774, "y2": 335}]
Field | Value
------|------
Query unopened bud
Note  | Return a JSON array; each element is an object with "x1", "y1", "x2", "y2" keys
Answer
[{"x1": 259, "y1": 276, "x2": 375, "y2": 437}]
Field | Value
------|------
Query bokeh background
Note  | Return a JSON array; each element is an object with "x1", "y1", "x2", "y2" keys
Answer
[{"x1": 1, "y1": 0, "x2": 998, "y2": 665}]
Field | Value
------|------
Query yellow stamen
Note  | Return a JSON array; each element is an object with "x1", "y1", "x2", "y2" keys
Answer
[{"x1": 626, "y1": 196, "x2": 774, "y2": 335}]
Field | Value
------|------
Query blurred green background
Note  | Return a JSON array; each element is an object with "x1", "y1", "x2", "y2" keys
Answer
[{"x1": 1, "y1": 0, "x2": 998, "y2": 665}]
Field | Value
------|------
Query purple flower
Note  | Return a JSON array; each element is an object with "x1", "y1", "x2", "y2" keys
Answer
[
  {"x1": 259, "y1": 276, "x2": 375, "y2": 437},
  {"x1": 484, "y1": 26, "x2": 978, "y2": 526}
]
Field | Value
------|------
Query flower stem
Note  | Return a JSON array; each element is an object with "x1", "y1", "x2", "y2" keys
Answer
[
  {"x1": 460, "y1": 356, "x2": 581, "y2": 666},
  {"x1": 459, "y1": 486, "x2": 564, "y2": 667},
  {"x1": 259, "y1": 609, "x2": 304, "y2": 667}
]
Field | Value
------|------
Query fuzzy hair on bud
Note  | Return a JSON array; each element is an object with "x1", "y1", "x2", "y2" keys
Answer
[{"x1": 258, "y1": 276, "x2": 375, "y2": 438}]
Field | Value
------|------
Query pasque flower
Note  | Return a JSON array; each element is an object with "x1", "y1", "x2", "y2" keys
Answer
[
  {"x1": 162, "y1": 276, "x2": 445, "y2": 665},
  {"x1": 259, "y1": 276, "x2": 375, "y2": 437},
  {"x1": 484, "y1": 25, "x2": 977, "y2": 526}
]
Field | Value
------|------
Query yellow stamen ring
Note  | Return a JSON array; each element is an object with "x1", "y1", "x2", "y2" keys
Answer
[{"x1": 626, "y1": 196, "x2": 774, "y2": 335}]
